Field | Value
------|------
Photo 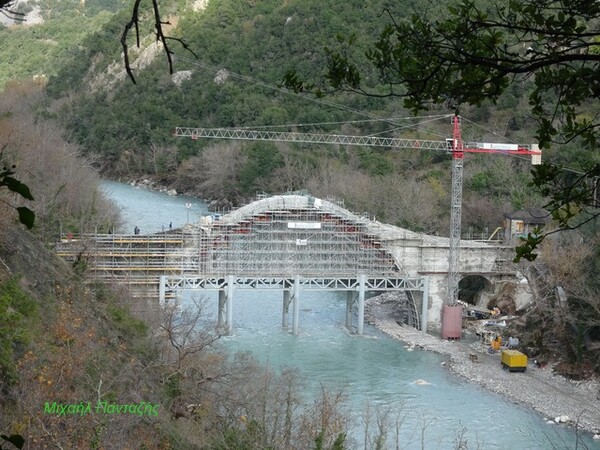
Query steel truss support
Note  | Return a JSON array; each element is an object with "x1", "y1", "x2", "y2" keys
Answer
[
  {"x1": 160, "y1": 276, "x2": 426, "y2": 292},
  {"x1": 159, "y1": 274, "x2": 429, "y2": 335}
]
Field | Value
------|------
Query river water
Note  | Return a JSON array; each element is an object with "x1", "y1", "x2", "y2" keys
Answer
[{"x1": 101, "y1": 180, "x2": 598, "y2": 449}]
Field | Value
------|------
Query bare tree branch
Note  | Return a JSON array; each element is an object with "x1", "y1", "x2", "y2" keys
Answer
[
  {"x1": 121, "y1": 0, "x2": 142, "y2": 84},
  {"x1": 121, "y1": 0, "x2": 197, "y2": 84}
]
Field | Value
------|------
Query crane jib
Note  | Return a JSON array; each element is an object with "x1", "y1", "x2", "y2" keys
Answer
[
  {"x1": 174, "y1": 127, "x2": 541, "y2": 157},
  {"x1": 175, "y1": 127, "x2": 450, "y2": 150}
]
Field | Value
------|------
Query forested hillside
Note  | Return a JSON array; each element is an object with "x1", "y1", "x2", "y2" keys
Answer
[
  {"x1": 0, "y1": 0, "x2": 596, "y2": 236},
  {"x1": 36, "y1": 0, "x2": 549, "y2": 235},
  {"x1": 0, "y1": 0, "x2": 129, "y2": 87}
]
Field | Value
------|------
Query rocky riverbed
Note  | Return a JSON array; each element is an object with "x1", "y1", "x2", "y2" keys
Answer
[{"x1": 365, "y1": 294, "x2": 600, "y2": 439}]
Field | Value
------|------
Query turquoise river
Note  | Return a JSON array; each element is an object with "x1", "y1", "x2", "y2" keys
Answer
[{"x1": 102, "y1": 180, "x2": 599, "y2": 450}]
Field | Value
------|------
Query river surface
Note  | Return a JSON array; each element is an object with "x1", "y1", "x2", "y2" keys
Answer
[{"x1": 102, "y1": 180, "x2": 598, "y2": 449}]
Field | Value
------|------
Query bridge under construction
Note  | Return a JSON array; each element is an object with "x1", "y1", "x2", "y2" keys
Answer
[{"x1": 56, "y1": 194, "x2": 518, "y2": 335}]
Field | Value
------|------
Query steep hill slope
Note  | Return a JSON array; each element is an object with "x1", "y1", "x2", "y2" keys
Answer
[
  {"x1": 0, "y1": 0, "x2": 129, "y2": 88},
  {"x1": 0, "y1": 220, "x2": 170, "y2": 447}
]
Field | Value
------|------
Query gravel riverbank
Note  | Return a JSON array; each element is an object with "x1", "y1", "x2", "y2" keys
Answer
[{"x1": 365, "y1": 294, "x2": 600, "y2": 438}]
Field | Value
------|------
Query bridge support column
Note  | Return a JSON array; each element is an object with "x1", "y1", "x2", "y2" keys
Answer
[
  {"x1": 346, "y1": 291, "x2": 354, "y2": 329},
  {"x1": 282, "y1": 289, "x2": 291, "y2": 328},
  {"x1": 225, "y1": 275, "x2": 234, "y2": 335},
  {"x1": 292, "y1": 276, "x2": 300, "y2": 335},
  {"x1": 357, "y1": 274, "x2": 365, "y2": 335},
  {"x1": 421, "y1": 276, "x2": 429, "y2": 332},
  {"x1": 217, "y1": 290, "x2": 226, "y2": 327}
]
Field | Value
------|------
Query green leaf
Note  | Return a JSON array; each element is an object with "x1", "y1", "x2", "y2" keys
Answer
[
  {"x1": 0, "y1": 434, "x2": 25, "y2": 449},
  {"x1": 16, "y1": 207, "x2": 35, "y2": 229},
  {"x1": 513, "y1": 229, "x2": 545, "y2": 262},
  {"x1": 2, "y1": 176, "x2": 34, "y2": 201}
]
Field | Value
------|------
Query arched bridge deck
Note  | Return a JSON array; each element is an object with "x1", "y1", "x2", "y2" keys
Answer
[{"x1": 56, "y1": 194, "x2": 512, "y2": 335}]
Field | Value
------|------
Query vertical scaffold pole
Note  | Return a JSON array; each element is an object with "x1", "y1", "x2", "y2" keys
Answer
[
  {"x1": 282, "y1": 289, "x2": 291, "y2": 328},
  {"x1": 346, "y1": 291, "x2": 354, "y2": 329},
  {"x1": 292, "y1": 276, "x2": 300, "y2": 335},
  {"x1": 159, "y1": 275, "x2": 166, "y2": 305},
  {"x1": 217, "y1": 290, "x2": 226, "y2": 328},
  {"x1": 226, "y1": 275, "x2": 234, "y2": 335},
  {"x1": 421, "y1": 276, "x2": 429, "y2": 332},
  {"x1": 357, "y1": 275, "x2": 366, "y2": 335}
]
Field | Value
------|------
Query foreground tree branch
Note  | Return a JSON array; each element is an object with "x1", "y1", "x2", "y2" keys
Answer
[{"x1": 121, "y1": 0, "x2": 197, "y2": 84}]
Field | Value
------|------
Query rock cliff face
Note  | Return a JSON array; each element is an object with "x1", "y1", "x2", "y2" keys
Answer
[
  {"x1": 0, "y1": 0, "x2": 44, "y2": 26},
  {"x1": 192, "y1": 0, "x2": 209, "y2": 12}
]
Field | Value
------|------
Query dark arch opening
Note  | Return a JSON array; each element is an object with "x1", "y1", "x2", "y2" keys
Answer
[
  {"x1": 459, "y1": 275, "x2": 493, "y2": 305},
  {"x1": 589, "y1": 327, "x2": 600, "y2": 341},
  {"x1": 586, "y1": 326, "x2": 600, "y2": 349}
]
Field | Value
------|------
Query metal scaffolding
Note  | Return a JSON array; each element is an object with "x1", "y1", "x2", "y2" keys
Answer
[
  {"x1": 55, "y1": 232, "x2": 193, "y2": 296},
  {"x1": 55, "y1": 194, "x2": 425, "y2": 334},
  {"x1": 201, "y1": 205, "x2": 401, "y2": 278}
]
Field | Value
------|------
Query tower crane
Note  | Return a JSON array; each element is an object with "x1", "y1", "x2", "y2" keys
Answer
[{"x1": 174, "y1": 115, "x2": 542, "y2": 338}]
